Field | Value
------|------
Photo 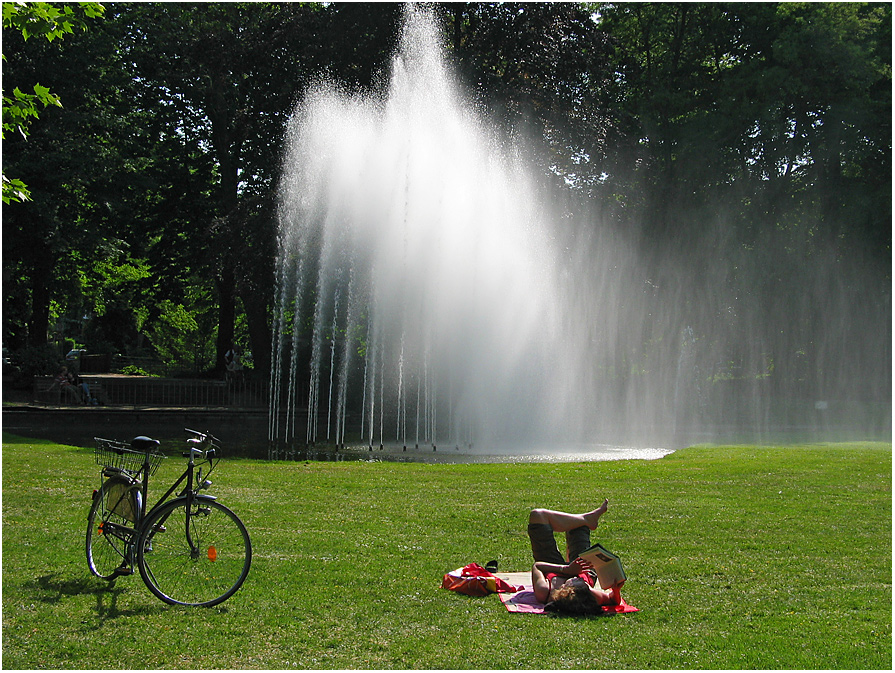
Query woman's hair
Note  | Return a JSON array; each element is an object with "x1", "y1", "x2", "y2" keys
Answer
[{"x1": 545, "y1": 578, "x2": 602, "y2": 615}]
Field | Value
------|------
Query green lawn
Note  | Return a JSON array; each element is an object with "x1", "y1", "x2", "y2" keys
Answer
[{"x1": 2, "y1": 434, "x2": 891, "y2": 669}]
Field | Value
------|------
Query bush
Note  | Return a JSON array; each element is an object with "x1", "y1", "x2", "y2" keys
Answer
[{"x1": 118, "y1": 365, "x2": 151, "y2": 376}]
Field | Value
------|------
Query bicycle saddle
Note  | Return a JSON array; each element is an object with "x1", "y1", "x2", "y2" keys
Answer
[{"x1": 131, "y1": 436, "x2": 160, "y2": 452}]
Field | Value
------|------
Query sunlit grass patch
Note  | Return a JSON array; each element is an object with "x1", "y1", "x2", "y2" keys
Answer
[{"x1": 1, "y1": 434, "x2": 890, "y2": 669}]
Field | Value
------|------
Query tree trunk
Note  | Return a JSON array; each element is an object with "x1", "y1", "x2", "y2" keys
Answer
[
  {"x1": 215, "y1": 268, "x2": 236, "y2": 375},
  {"x1": 209, "y1": 71, "x2": 240, "y2": 376},
  {"x1": 240, "y1": 286, "x2": 271, "y2": 377},
  {"x1": 27, "y1": 246, "x2": 54, "y2": 349}
]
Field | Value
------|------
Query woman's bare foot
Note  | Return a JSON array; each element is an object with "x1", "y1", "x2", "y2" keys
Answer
[{"x1": 583, "y1": 499, "x2": 609, "y2": 529}]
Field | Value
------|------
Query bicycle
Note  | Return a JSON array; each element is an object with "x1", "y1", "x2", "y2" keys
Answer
[{"x1": 86, "y1": 428, "x2": 252, "y2": 607}]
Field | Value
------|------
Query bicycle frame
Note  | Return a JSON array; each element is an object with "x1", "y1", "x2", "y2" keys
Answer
[
  {"x1": 136, "y1": 441, "x2": 216, "y2": 552},
  {"x1": 142, "y1": 447, "x2": 207, "y2": 518},
  {"x1": 97, "y1": 434, "x2": 216, "y2": 567}
]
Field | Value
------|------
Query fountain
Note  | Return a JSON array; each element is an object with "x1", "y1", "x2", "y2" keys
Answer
[
  {"x1": 270, "y1": 6, "x2": 584, "y2": 456},
  {"x1": 268, "y1": 6, "x2": 890, "y2": 461}
]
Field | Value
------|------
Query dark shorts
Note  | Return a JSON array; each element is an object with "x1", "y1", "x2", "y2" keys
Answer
[{"x1": 528, "y1": 522, "x2": 591, "y2": 564}]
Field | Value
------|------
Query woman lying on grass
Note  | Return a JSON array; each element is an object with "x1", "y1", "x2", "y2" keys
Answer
[{"x1": 529, "y1": 500, "x2": 625, "y2": 614}]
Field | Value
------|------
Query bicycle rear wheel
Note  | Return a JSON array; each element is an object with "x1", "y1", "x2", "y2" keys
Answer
[
  {"x1": 136, "y1": 498, "x2": 251, "y2": 607},
  {"x1": 86, "y1": 477, "x2": 140, "y2": 579}
]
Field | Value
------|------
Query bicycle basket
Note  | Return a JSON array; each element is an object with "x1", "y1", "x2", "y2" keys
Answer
[{"x1": 94, "y1": 437, "x2": 165, "y2": 476}]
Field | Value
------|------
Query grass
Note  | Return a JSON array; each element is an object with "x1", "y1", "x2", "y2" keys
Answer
[{"x1": 1, "y1": 433, "x2": 891, "y2": 669}]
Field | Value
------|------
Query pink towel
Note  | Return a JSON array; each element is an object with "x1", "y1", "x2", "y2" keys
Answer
[{"x1": 499, "y1": 585, "x2": 639, "y2": 615}]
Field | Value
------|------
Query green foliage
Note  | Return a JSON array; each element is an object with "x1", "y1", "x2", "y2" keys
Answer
[
  {"x1": 1, "y1": 436, "x2": 890, "y2": 669},
  {"x1": 148, "y1": 300, "x2": 200, "y2": 372},
  {"x1": 2, "y1": 1, "x2": 104, "y2": 42},
  {"x1": 117, "y1": 364, "x2": 150, "y2": 377},
  {"x1": 1, "y1": 1, "x2": 105, "y2": 203},
  {"x1": 2, "y1": 82, "x2": 61, "y2": 139},
  {"x1": 1, "y1": 78, "x2": 63, "y2": 204},
  {"x1": 2, "y1": 173, "x2": 31, "y2": 202},
  {"x1": 84, "y1": 255, "x2": 151, "y2": 317},
  {"x1": 144, "y1": 280, "x2": 216, "y2": 374}
]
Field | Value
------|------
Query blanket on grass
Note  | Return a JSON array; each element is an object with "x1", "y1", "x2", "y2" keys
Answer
[{"x1": 495, "y1": 572, "x2": 639, "y2": 615}]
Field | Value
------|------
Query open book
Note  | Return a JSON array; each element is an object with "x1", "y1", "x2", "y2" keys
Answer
[{"x1": 577, "y1": 542, "x2": 627, "y2": 589}]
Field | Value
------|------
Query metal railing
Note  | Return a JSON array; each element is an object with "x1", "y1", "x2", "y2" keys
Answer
[{"x1": 33, "y1": 375, "x2": 269, "y2": 408}]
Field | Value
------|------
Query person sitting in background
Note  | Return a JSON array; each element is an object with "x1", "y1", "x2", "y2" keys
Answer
[
  {"x1": 48, "y1": 365, "x2": 83, "y2": 404},
  {"x1": 528, "y1": 500, "x2": 625, "y2": 614}
]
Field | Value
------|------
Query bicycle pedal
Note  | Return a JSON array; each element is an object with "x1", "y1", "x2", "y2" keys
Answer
[{"x1": 113, "y1": 565, "x2": 134, "y2": 577}]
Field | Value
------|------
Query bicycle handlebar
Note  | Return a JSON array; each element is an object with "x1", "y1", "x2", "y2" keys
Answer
[
  {"x1": 185, "y1": 428, "x2": 219, "y2": 444},
  {"x1": 183, "y1": 429, "x2": 219, "y2": 460}
]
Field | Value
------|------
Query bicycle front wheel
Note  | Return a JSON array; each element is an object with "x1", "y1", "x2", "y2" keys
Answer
[{"x1": 136, "y1": 498, "x2": 251, "y2": 607}]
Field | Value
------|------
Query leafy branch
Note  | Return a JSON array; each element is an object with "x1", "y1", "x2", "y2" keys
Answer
[{"x1": 1, "y1": 1, "x2": 104, "y2": 203}]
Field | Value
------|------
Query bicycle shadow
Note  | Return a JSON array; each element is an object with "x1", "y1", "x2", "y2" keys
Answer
[
  {"x1": 33, "y1": 573, "x2": 114, "y2": 604},
  {"x1": 33, "y1": 573, "x2": 168, "y2": 624}
]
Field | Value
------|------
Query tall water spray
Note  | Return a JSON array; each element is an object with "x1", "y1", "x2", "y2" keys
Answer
[
  {"x1": 270, "y1": 7, "x2": 588, "y2": 451},
  {"x1": 270, "y1": 6, "x2": 890, "y2": 456}
]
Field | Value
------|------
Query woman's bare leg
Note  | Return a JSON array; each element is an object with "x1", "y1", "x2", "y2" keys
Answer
[{"x1": 528, "y1": 499, "x2": 608, "y2": 532}]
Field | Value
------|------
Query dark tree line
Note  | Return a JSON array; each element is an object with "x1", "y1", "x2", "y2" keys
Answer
[{"x1": 3, "y1": 2, "x2": 890, "y2": 392}]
